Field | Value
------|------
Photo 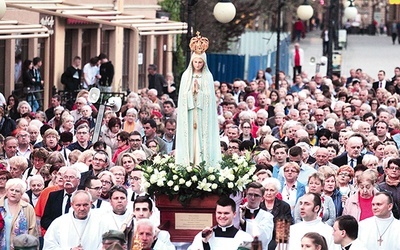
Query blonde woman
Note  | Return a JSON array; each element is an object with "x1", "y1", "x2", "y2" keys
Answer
[{"x1": 0, "y1": 178, "x2": 37, "y2": 249}]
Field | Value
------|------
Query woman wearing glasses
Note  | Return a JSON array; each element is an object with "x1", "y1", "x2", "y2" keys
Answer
[
  {"x1": 280, "y1": 162, "x2": 306, "y2": 212},
  {"x1": 378, "y1": 158, "x2": 400, "y2": 218},
  {"x1": 98, "y1": 171, "x2": 116, "y2": 201}
]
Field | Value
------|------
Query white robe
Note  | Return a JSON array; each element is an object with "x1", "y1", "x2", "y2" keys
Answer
[
  {"x1": 288, "y1": 218, "x2": 340, "y2": 250},
  {"x1": 348, "y1": 239, "x2": 368, "y2": 250},
  {"x1": 243, "y1": 209, "x2": 274, "y2": 250},
  {"x1": 188, "y1": 228, "x2": 253, "y2": 250},
  {"x1": 43, "y1": 211, "x2": 107, "y2": 250},
  {"x1": 153, "y1": 230, "x2": 175, "y2": 250},
  {"x1": 358, "y1": 215, "x2": 400, "y2": 250}
]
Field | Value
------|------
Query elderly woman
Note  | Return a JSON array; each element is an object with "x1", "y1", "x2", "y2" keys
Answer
[
  {"x1": 40, "y1": 129, "x2": 61, "y2": 152},
  {"x1": 343, "y1": 170, "x2": 377, "y2": 221},
  {"x1": 27, "y1": 175, "x2": 45, "y2": 207},
  {"x1": 98, "y1": 171, "x2": 116, "y2": 201},
  {"x1": 9, "y1": 156, "x2": 28, "y2": 179},
  {"x1": 16, "y1": 101, "x2": 32, "y2": 119},
  {"x1": 280, "y1": 162, "x2": 306, "y2": 212},
  {"x1": 48, "y1": 106, "x2": 64, "y2": 130},
  {"x1": 384, "y1": 144, "x2": 399, "y2": 159},
  {"x1": 0, "y1": 178, "x2": 37, "y2": 249},
  {"x1": 336, "y1": 165, "x2": 356, "y2": 203},
  {"x1": 385, "y1": 95, "x2": 398, "y2": 108},
  {"x1": 146, "y1": 139, "x2": 160, "y2": 157},
  {"x1": 58, "y1": 114, "x2": 75, "y2": 135},
  {"x1": 319, "y1": 166, "x2": 343, "y2": 217},
  {"x1": 123, "y1": 108, "x2": 141, "y2": 133},
  {"x1": 378, "y1": 158, "x2": 400, "y2": 218},
  {"x1": 260, "y1": 177, "x2": 293, "y2": 250},
  {"x1": 0, "y1": 171, "x2": 12, "y2": 199},
  {"x1": 101, "y1": 117, "x2": 122, "y2": 156},
  {"x1": 294, "y1": 172, "x2": 336, "y2": 226},
  {"x1": 109, "y1": 166, "x2": 128, "y2": 188}
]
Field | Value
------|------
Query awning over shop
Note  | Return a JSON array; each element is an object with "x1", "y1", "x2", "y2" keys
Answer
[
  {"x1": 5, "y1": 0, "x2": 188, "y2": 35},
  {"x1": 0, "y1": 20, "x2": 50, "y2": 39}
]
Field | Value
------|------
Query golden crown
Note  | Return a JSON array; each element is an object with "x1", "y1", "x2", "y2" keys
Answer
[{"x1": 189, "y1": 31, "x2": 209, "y2": 54}]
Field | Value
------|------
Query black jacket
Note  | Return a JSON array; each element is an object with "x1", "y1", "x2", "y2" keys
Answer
[
  {"x1": 0, "y1": 117, "x2": 16, "y2": 137},
  {"x1": 148, "y1": 73, "x2": 166, "y2": 97},
  {"x1": 99, "y1": 61, "x2": 115, "y2": 87},
  {"x1": 61, "y1": 65, "x2": 82, "y2": 92}
]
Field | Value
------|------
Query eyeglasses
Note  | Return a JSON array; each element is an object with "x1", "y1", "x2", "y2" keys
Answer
[
  {"x1": 246, "y1": 193, "x2": 262, "y2": 198},
  {"x1": 93, "y1": 157, "x2": 106, "y2": 163},
  {"x1": 18, "y1": 134, "x2": 29, "y2": 138},
  {"x1": 101, "y1": 180, "x2": 112, "y2": 185},
  {"x1": 131, "y1": 176, "x2": 141, "y2": 181},
  {"x1": 89, "y1": 186, "x2": 102, "y2": 191},
  {"x1": 388, "y1": 100, "x2": 396, "y2": 103},
  {"x1": 338, "y1": 172, "x2": 350, "y2": 177},
  {"x1": 0, "y1": 177, "x2": 7, "y2": 181},
  {"x1": 388, "y1": 166, "x2": 400, "y2": 171}
]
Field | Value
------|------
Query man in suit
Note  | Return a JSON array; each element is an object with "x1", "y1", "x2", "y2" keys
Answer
[
  {"x1": 333, "y1": 215, "x2": 367, "y2": 250},
  {"x1": 373, "y1": 70, "x2": 392, "y2": 92},
  {"x1": 79, "y1": 150, "x2": 109, "y2": 189},
  {"x1": 332, "y1": 136, "x2": 363, "y2": 167},
  {"x1": 41, "y1": 167, "x2": 80, "y2": 230}
]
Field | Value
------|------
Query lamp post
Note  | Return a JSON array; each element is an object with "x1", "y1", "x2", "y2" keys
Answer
[{"x1": 186, "y1": 0, "x2": 236, "y2": 66}]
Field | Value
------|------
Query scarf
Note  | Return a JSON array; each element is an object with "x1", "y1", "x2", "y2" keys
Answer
[{"x1": 386, "y1": 177, "x2": 400, "y2": 187}]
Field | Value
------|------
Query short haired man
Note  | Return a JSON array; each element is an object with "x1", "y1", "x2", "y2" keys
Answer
[
  {"x1": 162, "y1": 119, "x2": 176, "y2": 154},
  {"x1": 134, "y1": 196, "x2": 174, "y2": 249},
  {"x1": 358, "y1": 192, "x2": 400, "y2": 249},
  {"x1": 239, "y1": 182, "x2": 273, "y2": 249},
  {"x1": 189, "y1": 197, "x2": 252, "y2": 249},
  {"x1": 80, "y1": 150, "x2": 109, "y2": 188},
  {"x1": 67, "y1": 123, "x2": 92, "y2": 152},
  {"x1": 278, "y1": 145, "x2": 316, "y2": 185},
  {"x1": 147, "y1": 64, "x2": 166, "y2": 97},
  {"x1": 227, "y1": 139, "x2": 241, "y2": 156},
  {"x1": 272, "y1": 143, "x2": 288, "y2": 179},
  {"x1": 119, "y1": 131, "x2": 153, "y2": 160},
  {"x1": 332, "y1": 136, "x2": 363, "y2": 167},
  {"x1": 136, "y1": 219, "x2": 158, "y2": 250},
  {"x1": 84, "y1": 176, "x2": 110, "y2": 210},
  {"x1": 45, "y1": 94, "x2": 62, "y2": 121},
  {"x1": 288, "y1": 193, "x2": 336, "y2": 250},
  {"x1": 310, "y1": 147, "x2": 338, "y2": 170},
  {"x1": 44, "y1": 190, "x2": 107, "y2": 249},
  {"x1": 102, "y1": 186, "x2": 134, "y2": 249},
  {"x1": 41, "y1": 167, "x2": 81, "y2": 230},
  {"x1": 333, "y1": 215, "x2": 367, "y2": 250},
  {"x1": 16, "y1": 129, "x2": 32, "y2": 159}
]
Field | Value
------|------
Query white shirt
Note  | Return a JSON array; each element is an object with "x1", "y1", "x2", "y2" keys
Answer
[{"x1": 358, "y1": 215, "x2": 400, "y2": 250}]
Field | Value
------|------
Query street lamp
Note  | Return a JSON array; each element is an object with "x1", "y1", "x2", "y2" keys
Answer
[
  {"x1": 213, "y1": 0, "x2": 236, "y2": 23},
  {"x1": 275, "y1": 1, "x2": 312, "y2": 90},
  {"x1": 344, "y1": 0, "x2": 358, "y2": 20},
  {"x1": 186, "y1": 0, "x2": 236, "y2": 66}
]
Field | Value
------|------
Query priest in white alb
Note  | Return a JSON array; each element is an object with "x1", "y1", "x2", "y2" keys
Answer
[
  {"x1": 358, "y1": 192, "x2": 400, "y2": 250},
  {"x1": 43, "y1": 190, "x2": 108, "y2": 249}
]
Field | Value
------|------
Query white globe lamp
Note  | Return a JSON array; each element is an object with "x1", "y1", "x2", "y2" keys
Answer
[
  {"x1": 344, "y1": 1, "x2": 358, "y2": 20},
  {"x1": 0, "y1": 0, "x2": 6, "y2": 20},
  {"x1": 297, "y1": 1, "x2": 314, "y2": 21},
  {"x1": 213, "y1": 0, "x2": 236, "y2": 23}
]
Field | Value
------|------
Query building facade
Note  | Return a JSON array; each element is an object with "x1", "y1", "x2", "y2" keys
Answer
[{"x1": 1, "y1": 0, "x2": 186, "y2": 108}]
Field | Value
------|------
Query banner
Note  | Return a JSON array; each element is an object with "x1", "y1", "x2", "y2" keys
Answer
[{"x1": 389, "y1": 0, "x2": 400, "y2": 4}]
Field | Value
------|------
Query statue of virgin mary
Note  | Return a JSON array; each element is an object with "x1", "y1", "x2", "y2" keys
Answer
[{"x1": 175, "y1": 32, "x2": 222, "y2": 167}]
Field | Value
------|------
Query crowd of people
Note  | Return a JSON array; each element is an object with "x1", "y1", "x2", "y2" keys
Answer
[{"x1": 1, "y1": 46, "x2": 400, "y2": 250}]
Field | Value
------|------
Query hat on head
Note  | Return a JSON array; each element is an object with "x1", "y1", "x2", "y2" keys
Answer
[
  {"x1": 13, "y1": 234, "x2": 39, "y2": 250},
  {"x1": 102, "y1": 230, "x2": 126, "y2": 244},
  {"x1": 151, "y1": 110, "x2": 162, "y2": 119},
  {"x1": 40, "y1": 124, "x2": 52, "y2": 136}
]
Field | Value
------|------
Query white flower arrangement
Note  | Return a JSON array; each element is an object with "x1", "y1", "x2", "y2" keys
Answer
[{"x1": 137, "y1": 153, "x2": 257, "y2": 205}]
